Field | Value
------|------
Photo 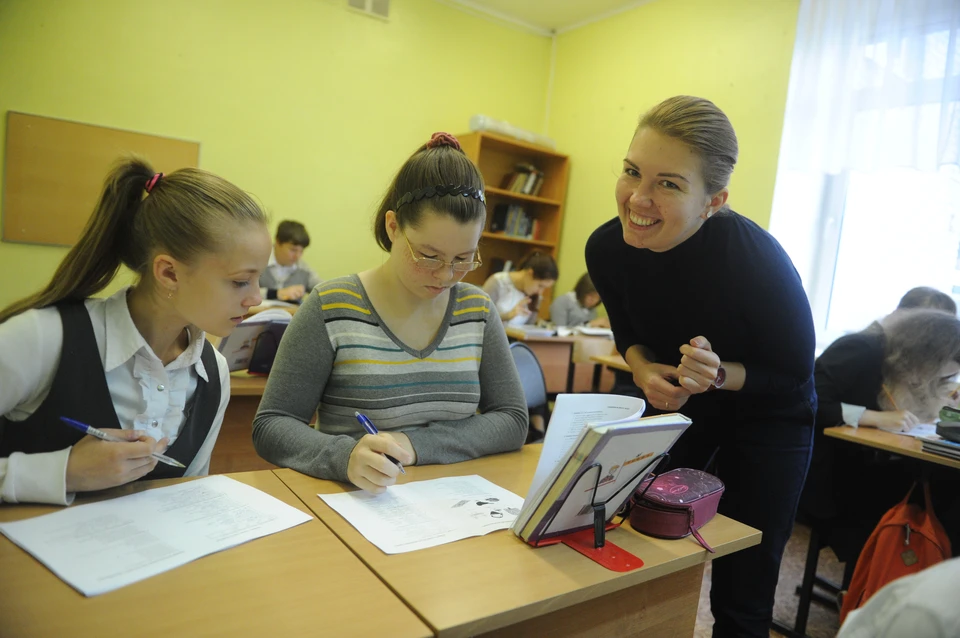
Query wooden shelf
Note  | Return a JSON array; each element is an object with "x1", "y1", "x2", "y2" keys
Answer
[
  {"x1": 481, "y1": 232, "x2": 555, "y2": 248},
  {"x1": 484, "y1": 186, "x2": 562, "y2": 207},
  {"x1": 457, "y1": 131, "x2": 570, "y2": 317}
]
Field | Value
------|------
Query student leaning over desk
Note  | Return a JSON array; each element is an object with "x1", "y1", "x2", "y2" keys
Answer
[
  {"x1": 0, "y1": 159, "x2": 271, "y2": 505},
  {"x1": 801, "y1": 308, "x2": 960, "y2": 575},
  {"x1": 253, "y1": 132, "x2": 528, "y2": 494},
  {"x1": 549, "y1": 272, "x2": 610, "y2": 329},
  {"x1": 586, "y1": 96, "x2": 816, "y2": 637}
]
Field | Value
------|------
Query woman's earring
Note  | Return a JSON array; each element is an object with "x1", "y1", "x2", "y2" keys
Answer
[
  {"x1": 705, "y1": 211, "x2": 713, "y2": 218},
  {"x1": 167, "y1": 290, "x2": 174, "y2": 299}
]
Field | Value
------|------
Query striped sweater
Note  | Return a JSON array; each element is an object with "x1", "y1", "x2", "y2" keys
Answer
[{"x1": 253, "y1": 275, "x2": 528, "y2": 483}]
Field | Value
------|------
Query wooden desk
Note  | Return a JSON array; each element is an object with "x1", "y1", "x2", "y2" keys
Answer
[
  {"x1": 230, "y1": 371, "x2": 268, "y2": 396},
  {"x1": 0, "y1": 470, "x2": 431, "y2": 638},
  {"x1": 275, "y1": 445, "x2": 760, "y2": 638},
  {"x1": 824, "y1": 425, "x2": 960, "y2": 470},
  {"x1": 591, "y1": 353, "x2": 630, "y2": 373},
  {"x1": 506, "y1": 328, "x2": 615, "y2": 394},
  {"x1": 210, "y1": 372, "x2": 274, "y2": 474}
]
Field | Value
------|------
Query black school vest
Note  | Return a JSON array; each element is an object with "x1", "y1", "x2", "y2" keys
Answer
[{"x1": 0, "y1": 302, "x2": 221, "y2": 480}]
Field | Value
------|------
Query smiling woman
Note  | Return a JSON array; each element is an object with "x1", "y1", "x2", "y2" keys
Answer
[
  {"x1": 253, "y1": 132, "x2": 528, "y2": 494},
  {"x1": 0, "y1": 158, "x2": 271, "y2": 506},
  {"x1": 586, "y1": 96, "x2": 817, "y2": 637}
]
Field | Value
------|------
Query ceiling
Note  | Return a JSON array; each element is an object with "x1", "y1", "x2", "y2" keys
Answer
[{"x1": 442, "y1": 0, "x2": 652, "y2": 34}]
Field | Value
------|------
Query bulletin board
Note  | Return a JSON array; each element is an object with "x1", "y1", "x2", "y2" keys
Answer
[{"x1": 2, "y1": 112, "x2": 200, "y2": 246}]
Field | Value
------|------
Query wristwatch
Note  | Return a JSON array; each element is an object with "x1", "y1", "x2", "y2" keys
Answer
[{"x1": 711, "y1": 366, "x2": 726, "y2": 390}]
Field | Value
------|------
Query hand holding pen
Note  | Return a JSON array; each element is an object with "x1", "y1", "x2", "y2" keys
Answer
[
  {"x1": 347, "y1": 412, "x2": 413, "y2": 494},
  {"x1": 60, "y1": 417, "x2": 182, "y2": 493}
]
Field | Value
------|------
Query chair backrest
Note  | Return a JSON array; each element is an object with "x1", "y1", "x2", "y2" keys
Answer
[{"x1": 509, "y1": 342, "x2": 548, "y2": 410}]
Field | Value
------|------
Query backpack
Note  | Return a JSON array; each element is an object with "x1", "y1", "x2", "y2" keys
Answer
[{"x1": 839, "y1": 481, "x2": 952, "y2": 623}]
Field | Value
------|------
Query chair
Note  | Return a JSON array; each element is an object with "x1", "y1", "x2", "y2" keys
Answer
[{"x1": 509, "y1": 342, "x2": 550, "y2": 440}]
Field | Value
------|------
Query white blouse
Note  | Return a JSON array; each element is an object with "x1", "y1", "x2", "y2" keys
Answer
[
  {"x1": 0, "y1": 288, "x2": 230, "y2": 505},
  {"x1": 482, "y1": 272, "x2": 532, "y2": 327}
]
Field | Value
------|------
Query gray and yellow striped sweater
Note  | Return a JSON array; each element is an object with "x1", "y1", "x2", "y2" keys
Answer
[{"x1": 253, "y1": 275, "x2": 528, "y2": 483}]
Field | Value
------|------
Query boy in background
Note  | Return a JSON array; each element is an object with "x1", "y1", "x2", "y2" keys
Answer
[{"x1": 260, "y1": 220, "x2": 322, "y2": 303}]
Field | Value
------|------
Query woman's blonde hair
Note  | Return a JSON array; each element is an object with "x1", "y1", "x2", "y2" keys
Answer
[
  {"x1": 0, "y1": 158, "x2": 267, "y2": 323},
  {"x1": 638, "y1": 95, "x2": 739, "y2": 199}
]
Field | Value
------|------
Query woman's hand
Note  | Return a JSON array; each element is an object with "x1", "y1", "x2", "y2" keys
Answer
[
  {"x1": 506, "y1": 297, "x2": 532, "y2": 320},
  {"x1": 588, "y1": 317, "x2": 610, "y2": 329},
  {"x1": 631, "y1": 361, "x2": 691, "y2": 412},
  {"x1": 860, "y1": 409, "x2": 920, "y2": 432},
  {"x1": 677, "y1": 336, "x2": 721, "y2": 394},
  {"x1": 65, "y1": 429, "x2": 168, "y2": 493},
  {"x1": 347, "y1": 433, "x2": 415, "y2": 494}
]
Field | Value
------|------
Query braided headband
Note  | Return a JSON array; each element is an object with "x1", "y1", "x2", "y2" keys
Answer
[{"x1": 395, "y1": 184, "x2": 485, "y2": 211}]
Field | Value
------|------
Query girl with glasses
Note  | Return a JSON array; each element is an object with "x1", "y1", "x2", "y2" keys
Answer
[{"x1": 253, "y1": 133, "x2": 528, "y2": 493}]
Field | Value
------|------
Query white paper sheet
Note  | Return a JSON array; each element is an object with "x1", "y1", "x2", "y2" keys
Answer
[
  {"x1": 319, "y1": 475, "x2": 523, "y2": 554},
  {"x1": 525, "y1": 393, "x2": 646, "y2": 502},
  {"x1": 894, "y1": 423, "x2": 938, "y2": 438},
  {"x1": 0, "y1": 475, "x2": 312, "y2": 596}
]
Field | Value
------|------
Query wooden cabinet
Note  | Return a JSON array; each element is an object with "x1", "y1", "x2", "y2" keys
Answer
[{"x1": 457, "y1": 131, "x2": 569, "y2": 316}]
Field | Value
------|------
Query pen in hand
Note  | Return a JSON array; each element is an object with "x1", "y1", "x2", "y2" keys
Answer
[
  {"x1": 354, "y1": 412, "x2": 406, "y2": 474},
  {"x1": 59, "y1": 417, "x2": 186, "y2": 468}
]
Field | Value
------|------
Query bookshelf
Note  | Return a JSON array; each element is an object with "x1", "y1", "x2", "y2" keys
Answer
[{"x1": 457, "y1": 131, "x2": 570, "y2": 314}]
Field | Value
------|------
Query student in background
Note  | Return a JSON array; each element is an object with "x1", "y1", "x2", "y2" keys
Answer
[
  {"x1": 259, "y1": 220, "x2": 322, "y2": 303},
  {"x1": 801, "y1": 309, "x2": 960, "y2": 576},
  {"x1": 586, "y1": 96, "x2": 816, "y2": 637},
  {"x1": 253, "y1": 132, "x2": 527, "y2": 494},
  {"x1": 897, "y1": 286, "x2": 956, "y2": 313},
  {"x1": 0, "y1": 159, "x2": 270, "y2": 505},
  {"x1": 482, "y1": 251, "x2": 558, "y2": 326},
  {"x1": 549, "y1": 273, "x2": 610, "y2": 328}
]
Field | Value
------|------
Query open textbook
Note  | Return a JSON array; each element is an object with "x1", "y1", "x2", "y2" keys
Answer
[{"x1": 514, "y1": 394, "x2": 691, "y2": 544}]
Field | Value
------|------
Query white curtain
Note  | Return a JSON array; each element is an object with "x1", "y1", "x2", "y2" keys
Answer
[{"x1": 770, "y1": 0, "x2": 960, "y2": 346}]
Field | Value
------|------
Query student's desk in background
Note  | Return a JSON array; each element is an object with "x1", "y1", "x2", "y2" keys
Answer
[
  {"x1": 209, "y1": 372, "x2": 274, "y2": 474},
  {"x1": 0, "y1": 470, "x2": 431, "y2": 638},
  {"x1": 275, "y1": 445, "x2": 761, "y2": 638},
  {"x1": 505, "y1": 328, "x2": 616, "y2": 394},
  {"x1": 824, "y1": 425, "x2": 960, "y2": 470},
  {"x1": 591, "y1": 353, "x2": 630, "y2": 373}
]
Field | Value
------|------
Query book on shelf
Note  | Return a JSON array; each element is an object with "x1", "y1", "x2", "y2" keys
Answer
[
  {"x1": 499, "y1": 163, "x2": 546, "y2": 196},
  {"x1": 513, "y1": 393, "x2": 692, "y2": 544},
  {"x1": 489, "y1": 203, "x2": 541, "y2": 240}
]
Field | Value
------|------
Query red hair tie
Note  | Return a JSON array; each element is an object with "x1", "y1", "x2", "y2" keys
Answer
[
  {"x1": 145, "y1": 172, "x2": 164, "y2": 193},
  {"x1": 426, "y1": 132, "x2": 461, "y2": 151}
]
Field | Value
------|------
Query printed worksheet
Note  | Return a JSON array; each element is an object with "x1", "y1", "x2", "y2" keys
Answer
[
  {"x1": 0, "y1": 476, "x2": 312, "y2": 596},
  {"x1": 319, "y1": 475, "x2": 523, "y2": 554}
]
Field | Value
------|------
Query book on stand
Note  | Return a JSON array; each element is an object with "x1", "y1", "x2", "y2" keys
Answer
[{"x1": 513, "y1": 394, "x2": 691, "y2": 544}]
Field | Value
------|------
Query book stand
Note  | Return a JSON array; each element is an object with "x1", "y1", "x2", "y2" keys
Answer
[{"x1": 530, "y1": 453, "x2": 668, "y2": 572}]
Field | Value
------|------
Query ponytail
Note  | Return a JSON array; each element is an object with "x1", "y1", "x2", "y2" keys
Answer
[{"x1": 0, "y1": 157, "x2": 267, "y2": 324}]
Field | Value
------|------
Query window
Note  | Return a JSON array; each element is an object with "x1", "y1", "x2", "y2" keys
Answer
[{"x1": 769, "y1": 0, "x2": 960, "y2": 349}]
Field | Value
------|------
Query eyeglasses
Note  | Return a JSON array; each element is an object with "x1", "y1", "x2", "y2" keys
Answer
[{"x1": 401, "y1": 232, "x2": 482, "y2": 272}]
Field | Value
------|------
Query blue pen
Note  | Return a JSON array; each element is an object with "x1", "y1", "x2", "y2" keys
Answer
[
  {"x1": 354, "y1": 411, "x2": 406, "y2": 474},
  {"x1": 59, "y1": 417, "x2": 186, "y2": 469}
]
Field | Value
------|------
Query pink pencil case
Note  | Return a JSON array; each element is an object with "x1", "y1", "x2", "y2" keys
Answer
[{"x1": 629, "y1": 468, "x2": 725, "y2": 552}]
